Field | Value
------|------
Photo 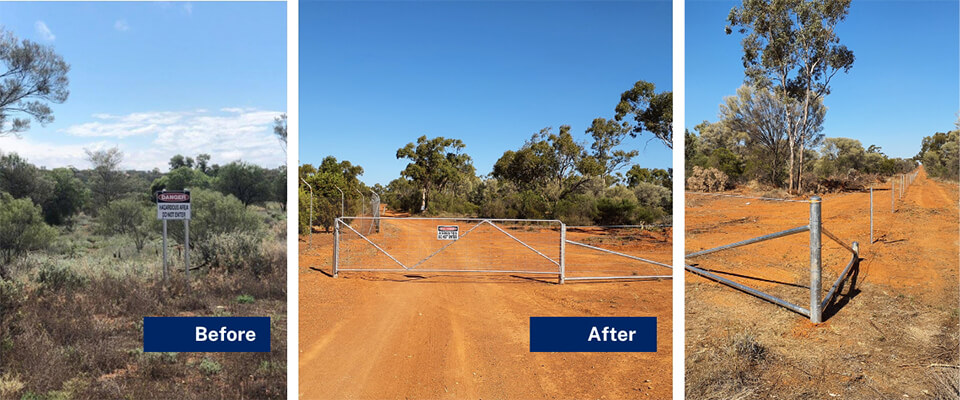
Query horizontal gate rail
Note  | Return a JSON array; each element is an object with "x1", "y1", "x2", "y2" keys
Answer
[
  {"x1": 685, "y1": 225, "x2": 810, "y2": 259},
  {"x1": 565, "y1": 275, "x2": 671, "y2": 281},
  {"x1": 335, "y1": 268, "x2": 561, "y2": 275}
]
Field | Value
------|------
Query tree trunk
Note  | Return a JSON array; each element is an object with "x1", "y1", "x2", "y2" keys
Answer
[
  {"x1": 787, "y1": 135, "x2": 796, "y2": 192},
  {"x1": 420, "y1": 188, "x2": 427, "y2": 212}
]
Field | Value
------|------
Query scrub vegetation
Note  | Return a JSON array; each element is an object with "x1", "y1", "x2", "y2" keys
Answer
[
  {"x1": 0, "y1": 149, "x2": 287, "y2": 399},
  {"x1": 299, "y1": 80, "x2": 673, "y2": 232}
]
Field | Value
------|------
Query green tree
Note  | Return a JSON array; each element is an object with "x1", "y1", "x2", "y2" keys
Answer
[
  {"x1": 163, "y1": 189, "x2": 262, "y2": 266},
  {"x1": 720, "y1": 84, "x2": 824, "y2": 186},
  {"x1": 98, "y1": 198, "x2": 151, "y2": 252},
  {"x1": 626, "y1": 166, "x2": 672, "y2": 188},
  {"x1": 396, "y1": 135, "x2": 475, "y2": 212},
  {"x1": 41, "y1": 168, "x2": 88, "y2": 225},
  {"x1": 0, "y1": 151, "x2": 53, "y2": 204},
  {"x1": 0, "y1": 28, "x2": 70, "y2": 137},
  {"x1": 196, "y1": 154, "x2": 212, "y2": 174},
  {"x1": 615, "y1": 80, "x2": 673, "y2": 148},
  {"x1": 727, "y1": 0, "x2": 855, "y2": 192},
  {"x1": 585, "y1": 118, "x2": 638, "y2": 177},
  {"x1": 168, "y1": 154, "x2": 194, "y2": 170},
  {"x1": 85, "y1": 147, "x2": 129, "y2": 209},
  {"x1": 0, "y1": 193, "x2": 56, "y2": 279},
  {"x1": 271, "y1": 165, "x2": 287, "y2": 210},
  {"x1": 274, "y1": 113, "x2": 287, "y2": 153},
  {"x1": 214, "y1": 161, "x2": 269, "y2": 207},
  {"x1": 151, "y1": 166, "x2": 212, "y2": 193}
]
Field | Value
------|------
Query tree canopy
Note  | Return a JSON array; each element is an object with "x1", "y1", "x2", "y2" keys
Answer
[{"x1": 0, "y1": 28, "x2": 70, "y2": 137}]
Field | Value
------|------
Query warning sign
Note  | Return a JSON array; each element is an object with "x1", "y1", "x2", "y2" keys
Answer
[
  {"x1": 156, "y1": 190, "x2": 191, "y2": 220},
  {"x1": 437, "y1": 225, "x2": 459, "y2": 240}
]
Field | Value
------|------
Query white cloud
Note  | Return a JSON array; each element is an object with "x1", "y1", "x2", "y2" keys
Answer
[
  {"x1": 183, "y1": 3, "x2": 193, "y2": 15},
  {"x1": 0, "y1": 137, "x2": 112, "y2": 169},
  {"x1": 34, "y1": 21, "x2": 55, "y2": 41},
  {"x1": 34, "y1": 108, "x2": 288, "y2": 170},
  {"x1": 114, "y1": 20, "x2": 130, "y2": 32}
]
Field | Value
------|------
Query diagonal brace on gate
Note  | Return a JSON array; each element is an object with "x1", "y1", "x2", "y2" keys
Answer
[{"x1": 338, "y1": 219, "x2": 410, "y2": 270}]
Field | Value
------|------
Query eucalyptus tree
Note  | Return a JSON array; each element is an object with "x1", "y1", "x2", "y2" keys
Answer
[
  {"x1": 615, "y1": 80, "x2": 673, "y2": 149},
  {"x1": 0, "y1": 28, "x2": 70, "y2": 137},
  {"x1": 396, "y1": 135, "x2": 475, "y2": 212},
  {"x1": 727, "y1": 0, "x2": 855, "y2": 192}
]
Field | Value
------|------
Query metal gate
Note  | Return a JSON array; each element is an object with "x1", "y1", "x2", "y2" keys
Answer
[{"x1": 333, "y1": 217, "x2": 672, "y2": 283}]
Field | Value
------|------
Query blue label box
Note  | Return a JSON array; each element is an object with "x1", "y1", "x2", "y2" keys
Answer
[
  {"x1": 143, "y1": 316, "x2": 271, "y2": 352},
  {"x1": 530, "y1": 316, "x2": 657, "y2": 352}
]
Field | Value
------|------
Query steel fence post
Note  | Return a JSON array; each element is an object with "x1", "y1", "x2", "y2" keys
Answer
[
  {"x1": 870, "y1": 188, "x2": 873, "y2": 243},
  {"x1": 559, "y1": 222, "x2": 566, "y2": 284},
  {"x1": 333, "y1": 218, "x2": 340, "y2": 278},
  {"x1": 891, "y1": 179, "x2": 895, "y2": 213},
  {"x1": 809, "y1": 196, "x2": 823, "y2": 323}
]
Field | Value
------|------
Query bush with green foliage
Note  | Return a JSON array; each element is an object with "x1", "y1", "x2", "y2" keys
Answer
[
  {"x1": 0, "y1": 193, "x2": 56, "y2": 280},
  {"x1": 215, "y1": 161, "x2": 269, "y2": 207},
  {"x1": 918, "y1": 130, "x2": 959, "y2": 181},
  {"x1": 164, "y1": 189, "x2": 262, "y2": 267},
  {"x1": 35, "y1": 262, "x2": 87, "y2": 292},
  {"x1": 97, "y1": 198, "x2": 152, "y2": 252}
]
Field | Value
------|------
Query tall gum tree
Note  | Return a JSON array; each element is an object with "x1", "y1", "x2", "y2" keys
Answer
[{"x1": 727, "y1": 0, "x2": 854, "y2": 192}]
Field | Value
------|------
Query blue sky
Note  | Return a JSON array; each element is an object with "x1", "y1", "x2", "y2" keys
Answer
[
  {"x1": 300, "y1": 0, "x2": 673, "y2": 186},
  {"x1": 687, "y1": 0, "x2": 959, "y2": 160},
  {"x1": 0, "y1": 2, "x2": 286, "y2": 170}
]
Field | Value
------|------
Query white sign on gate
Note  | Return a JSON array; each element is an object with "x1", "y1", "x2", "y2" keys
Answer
[
  {"x1": 156, "y1": 190, "x2": 191, "y2": 220},
  {"x1": 437, "y1": 225, "x2": 459, "y2": 240}
]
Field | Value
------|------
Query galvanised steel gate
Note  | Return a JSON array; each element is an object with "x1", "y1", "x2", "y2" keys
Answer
[
  {"x1": 333, "y1": 217, "x2": 671, "y2": 283},
  {"x1": 685, "y1": 196, "x2": 859, "y2": 323}
]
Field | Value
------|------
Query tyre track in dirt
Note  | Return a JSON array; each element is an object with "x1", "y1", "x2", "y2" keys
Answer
[{"x1": 300, "y1": 214, "x2": 672, "y2": 399}]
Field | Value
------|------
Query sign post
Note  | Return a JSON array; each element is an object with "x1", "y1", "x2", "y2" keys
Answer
[{"x1": 156, "y1": 190, "x2": 192, "y2": 286}]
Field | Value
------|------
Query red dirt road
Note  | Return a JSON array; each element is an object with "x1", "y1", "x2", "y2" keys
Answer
[{"x1": 299, "y1": 215, "x2": 672, "y2": 399}]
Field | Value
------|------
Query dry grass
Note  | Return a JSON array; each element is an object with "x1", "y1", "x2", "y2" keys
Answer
[{"x1": 0, "y1": 205, "x2": 287, "y2": 400}]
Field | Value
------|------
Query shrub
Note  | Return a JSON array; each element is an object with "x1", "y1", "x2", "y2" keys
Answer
[
  {"x1": 206, "y1": 232, "x2": 270, "y2": 275},
  {"x1": 686, "y1": 166, "x2": 729, "y2": 192},
  {"x1": 35, "y1": 263, "x2": 87, "y2": 292},
  {"x1": 97, "y1": 198, "x2": 152, "y2": 252},
  {"x1": 235, "y1": 294, "x2": 255, "y2": 304},
  {"x1": 595, "y1": 197, "x2": 638, "y2": 225},
  {"x1": 163, "y1": 189, "x2": 262, "y2": 267},
  {"x1": 198, "y1": 358, "x2": 222, "y2": 376},
  {"x1": 553, "y1": 194, "x2": 596, "y2": 226},
  {"x1": 0, "y1": 193, "x2": 56, "y2": 280}
]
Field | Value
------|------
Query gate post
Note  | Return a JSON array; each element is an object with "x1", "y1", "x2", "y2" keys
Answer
[
  {"x1": 558, "y1": 222, "x2": 566, "y2": 285},
  {"x1": 809, "y1": 196, "x2": 823, "y2": 323},
  {"x1": 333, "y1": 218, "x2": 340, "y2": 278}
]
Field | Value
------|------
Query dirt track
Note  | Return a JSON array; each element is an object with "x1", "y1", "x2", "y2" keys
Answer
[
  {"x1": 685, "y1": 167, "x2": 959, "y2": 399},
  {"x1": 299, "y1": 214, "x2": 672, "y2": 399}
]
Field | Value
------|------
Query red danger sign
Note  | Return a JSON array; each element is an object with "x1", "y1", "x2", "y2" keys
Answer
[
  {"x1": 437, "y1": 225, "x2": 459, "y2": 240},
  {"x1": 156, "y1": 191, "x2": 191, "y2": 220},
  {"x1": 157, "y1": 192, "x2": 190, "y2": 203}
]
